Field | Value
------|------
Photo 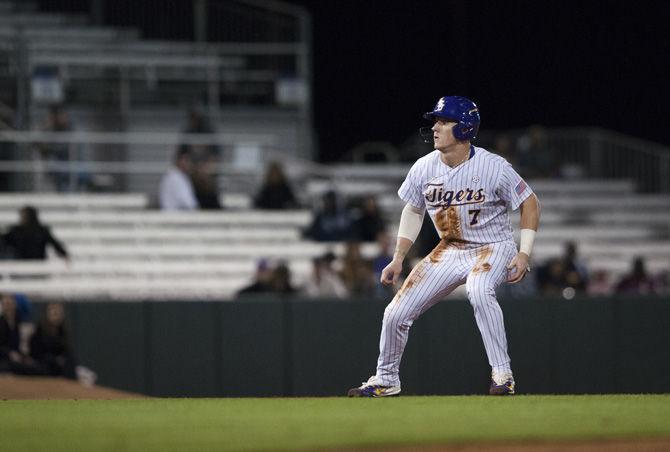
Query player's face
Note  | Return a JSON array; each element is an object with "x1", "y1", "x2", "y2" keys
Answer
[{"x1": 431, "y1": 118, "x2": 457, "y2": 151}]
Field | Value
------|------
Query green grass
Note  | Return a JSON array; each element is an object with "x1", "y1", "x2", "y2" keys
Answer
[{"x1": 1, "y1": 395, "x2": 669, "y2": 451}]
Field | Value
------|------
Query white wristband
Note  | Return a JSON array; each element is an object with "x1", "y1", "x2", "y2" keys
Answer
[{"x1": 519, "y1": 229, "x2": 536, "y2": 256}]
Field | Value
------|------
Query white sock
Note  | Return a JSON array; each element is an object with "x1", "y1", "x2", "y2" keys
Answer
[{"x1": 492, "y1": 365, "x2": 513, "y2": 378}]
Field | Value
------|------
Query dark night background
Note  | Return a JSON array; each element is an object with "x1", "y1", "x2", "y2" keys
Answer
[{"x1": 38, "y1": 1, "x2": 670, "y2": 161}]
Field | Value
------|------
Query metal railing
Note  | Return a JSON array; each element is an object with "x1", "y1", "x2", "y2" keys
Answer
[
  {"x1": 476, "y1": 127, "x2": 670, "y2": 193},
  {"x1": 0, "y1": 0, "x2": 314, "y2": 156},
  {"x1": 0, "y1": 129, "x2": 329, "y2": 194},
  {"x1": 0, "y1": 127, "x2": 668, "y2": 194}
]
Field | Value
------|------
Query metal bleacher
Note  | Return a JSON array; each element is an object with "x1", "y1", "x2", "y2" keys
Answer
[
  {"x1": 0, "y1": 174, "x2": 668, "y2": 301},
  {"x1": 0, "y1": 193, "x2": 311, "y2": 300}
]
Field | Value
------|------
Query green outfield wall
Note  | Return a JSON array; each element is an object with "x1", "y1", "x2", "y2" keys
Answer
[{"x1": 37, "y1": 296, "x2": 670, "y2": 396}]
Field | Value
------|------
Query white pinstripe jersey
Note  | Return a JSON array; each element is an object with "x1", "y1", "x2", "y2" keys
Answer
[{"x1": 398, "y1": 146, "x2": 533, "y2": 245}]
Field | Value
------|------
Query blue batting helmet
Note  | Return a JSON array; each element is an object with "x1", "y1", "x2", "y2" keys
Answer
[{"x1": 423, "y1": 96, "x2": 480, "y2": 141}]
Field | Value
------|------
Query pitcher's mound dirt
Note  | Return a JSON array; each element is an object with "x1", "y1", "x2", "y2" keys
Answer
[{"x1": 0, "y1": 375, "x2": 145, "y2": 399}]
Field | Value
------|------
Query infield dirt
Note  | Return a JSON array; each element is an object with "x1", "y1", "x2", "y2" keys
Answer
[
  {"x1": 0, "y1": 375, "x2": 144, "y2": 399},
  {"x1": 350, "y1": 438, "x2": 670, "y2": 451}
]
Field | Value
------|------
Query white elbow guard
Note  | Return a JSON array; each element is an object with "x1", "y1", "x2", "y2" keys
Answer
[
  {"x1": 397, "y1": 204, "x2": 424, "y2": 243},
  {"x1": 519, "y1": 229, "x2": 536, "y2": 256}
]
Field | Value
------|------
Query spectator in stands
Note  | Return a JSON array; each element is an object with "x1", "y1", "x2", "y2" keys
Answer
[
  {"x1": 29, "y1": 302, "x2": 77, "y2": 379},
  {"x1": 303, "y1": 252, "x2": 348, "y2": 299},
  {"x1": 236, "y1": 259, "x2": 274, "y2": 296},
  {"x1": 0, "y1": 293, "x2": 42, "y2": 375},
  {"x1": 615, "y1": 257, "x2": 658, "y2": 295},
  {"x1": 536, "y1": 241, "x2": 589, "y2": 296},
  {"x1": 13, "y1": 293, "x2": 34, "y2": 324},
  {"x1": 339, "y1": 241, "x2": 374, "y2": 297},
  {"x1": 655, "y1": 271, "x2": 670, "y2": 295},
  {"x1": 587, "y1": 269, "x2": 613, "y2": 296},
  {"x1": 2, "y1": 206, "x2": 68, "y2": 260},
  {"x1": 271, "y1": 261, "x2": 297, "y2": 295},
  {"x1": 254, "y1": 161, "x2": 299, "y2": 210},
  {"x1": 303, "y1": 191, "x2": 352, "y2": 242},
  {"x1": 536, "y1": 258, "x2": 566, "y2": 296},
  {"x1": 159, "y1": 147, "x2": 199, "y2": 211},
  {"x1": 181, "y1": 107, "x2": 221, "y2": 159},
  {"x1": 351, "y1": 196, "x2": 386, "y2": 242},
  {"x1": 191, "y1": 152, "x2": 222, "y2": 210},
  {"x1": 561, "y1": 241, "x2": 589, "y2": 291},
  {"x1": 180, "y1": 108, "x2": 223, "y2": 210},
  {"x1": 36, "y1": 104, "x2": 76, "y2": 192}
]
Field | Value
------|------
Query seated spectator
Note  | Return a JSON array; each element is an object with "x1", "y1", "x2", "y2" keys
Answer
[
  {"x1": 655, "y1": 271, "x2": 669, "y2": 295},
  {"x1": 304, "y1": 191, "x2": 352, "y2": 242},
  {"x1": 13, "y1": 293, "x2": 34, "y2": 324},
  {"x1": 536, "y1": 258, "x2": 566, "y2": 296},
  {"x1": 0, "y1": 293, "x2": 42, "y2": 375},
  {"x1": 536, "y1": 241, "x2": 589, "y2": 296},
  {"x1": 587, "y1": 269, "x2": 613, "y2": 296},
  {"x1": 236, "y1": 259, "x2": 274, "y2": 297},
  {"x1": 191, "y1": 151, "x2": 222, "y2": 210},
  {"x1": 560, "y1": 241, "x2": 589, "y2": 292},
  {"x1": 351, "y1": 196, "x2": 386, "y2": 242},
  {"x1": 339, "y1": 241, "x2": 374, "y2": 297},
  {"x1": 615, "y1": 257, "x2": 658, "y2": 295},
  {"x1": 159, "y1": 148, "x2": 198, "y2": 211},
  {"x1": 35, "y1": 104, "x2": 88, "y2": 192},
  {"x1": 29, "y1": 302, "x2": 77, "y2": 379},
  {"x1": 181, "y1": 107, "x2": 221, "y2": 159},
  {"x1": 2, "y1": 206, "x2": 68, "y2": 260},
  {"x1": 271, "y1": 261, "x2": 297, "y2": 295},
  {"x1": 254, "y1": 161, "x2": 299, "y2": 210},
  {"x1": 303, "y1": 252, "x2": 348, "y2": 299}
]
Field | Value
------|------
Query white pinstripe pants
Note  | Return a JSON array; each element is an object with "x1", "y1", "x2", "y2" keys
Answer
[{"x1": 375, "y1": 240, "x2": 518, "y2": 387}]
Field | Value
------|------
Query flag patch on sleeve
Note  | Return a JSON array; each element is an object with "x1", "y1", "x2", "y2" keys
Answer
[{"x1": 515, "y1": 180, "x2": 527, "y2": 195}]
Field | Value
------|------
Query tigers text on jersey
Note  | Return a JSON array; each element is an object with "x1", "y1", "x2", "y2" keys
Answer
[{"x1": 398, "y1": 146, "x2": 533, "y2": 245}]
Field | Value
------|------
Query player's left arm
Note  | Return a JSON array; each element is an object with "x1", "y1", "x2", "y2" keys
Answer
[{"x1": 507, "y1": 193, "x2": 540, "y2": 283}]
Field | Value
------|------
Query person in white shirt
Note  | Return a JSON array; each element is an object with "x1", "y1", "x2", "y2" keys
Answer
[{"x1": 159, "y1": 148, "x2": 199, "y2": 211}]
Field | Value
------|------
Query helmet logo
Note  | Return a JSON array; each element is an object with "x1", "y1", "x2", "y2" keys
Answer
[{"x1": 436, "y1": 98, "x2": 445, "y2": 111}]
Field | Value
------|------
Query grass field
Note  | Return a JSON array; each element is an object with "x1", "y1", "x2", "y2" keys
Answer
[{"x1": 2, "y1": 395, "x2": 669, "y2": 451}]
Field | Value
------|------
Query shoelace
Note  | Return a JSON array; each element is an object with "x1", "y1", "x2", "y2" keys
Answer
[
  {"x1": 492, "y1": 373, "x2": 513, "y2": 385},
  {"x1": 360, "y1": 376, "x2": 379, "y2": 388}
]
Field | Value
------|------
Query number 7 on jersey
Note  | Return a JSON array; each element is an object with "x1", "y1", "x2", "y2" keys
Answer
[{"x1": 469, "y1": 209, "x2": 481, "y2": 225}]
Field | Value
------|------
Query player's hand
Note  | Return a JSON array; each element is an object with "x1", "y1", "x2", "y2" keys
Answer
[
  {"x1": 380, "y1": 259, "x2": 403, "y2": 286},
  {"x1": 506, "y1": 252, "x2": 530, "y2": 284}
]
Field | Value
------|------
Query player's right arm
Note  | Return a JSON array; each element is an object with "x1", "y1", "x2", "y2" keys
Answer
[{"x1": 381, "y1": 203, "x2": 425, "y2": 286}]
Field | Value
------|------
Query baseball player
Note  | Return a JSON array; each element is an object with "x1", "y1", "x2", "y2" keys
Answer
[{"x1": 348, "y1": 96, "x2": 540, "y2": 397}]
